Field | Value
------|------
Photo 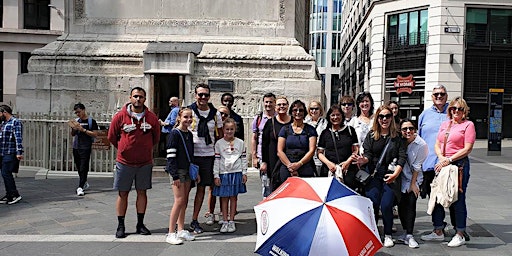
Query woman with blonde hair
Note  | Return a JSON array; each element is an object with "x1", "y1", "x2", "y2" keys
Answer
[{"x1": 305, "y1": 100, "x2": 327, "y2": 176}]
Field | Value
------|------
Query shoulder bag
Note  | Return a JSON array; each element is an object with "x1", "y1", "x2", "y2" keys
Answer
[
  {"x1": 355, "y1": 136, "x2": 391, "y2": 185},
  {"x1": 328, "y1": 129, "x2": 344, "y2": 182},
  {"x1": 175, "y1": 128, "x2": 199, "y2": 180},
  {"x1": 441, "y1": 122, "x2": 463, "y2": 193}
]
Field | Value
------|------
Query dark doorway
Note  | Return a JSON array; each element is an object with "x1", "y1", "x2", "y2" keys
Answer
[{"x1": 153, "y1": 74, "x2": 185, "y2": 163}]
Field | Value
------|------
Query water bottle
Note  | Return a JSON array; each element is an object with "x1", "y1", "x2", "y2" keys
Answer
[{"x1": 387, "y1": 158, "x2": 397, "y2": 183}]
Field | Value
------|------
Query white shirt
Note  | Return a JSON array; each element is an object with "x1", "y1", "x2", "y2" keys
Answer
[
  {"x1": 400, "y1": 135, "x2": 428, "y2": 193},
  {"x1": 213, "y1": 138, "x2": 248, "y2": 177},
  {"x1": 191, "y1": 108, "x2": 223, "y2": 157}
]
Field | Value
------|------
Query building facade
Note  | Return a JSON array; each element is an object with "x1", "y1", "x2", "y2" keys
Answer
[
  {"x1": 16, "y1": 0, "x2": 321, "y2": 120},
  {"x1": 0, "y1": 0, "x2": 64, "y2": 106},
  {"x1": 339, "y1": 0, "x2": 512, "y2": 138},
  {"x1": 309, "y1": 0, "x2": 343, "y2": 106}
]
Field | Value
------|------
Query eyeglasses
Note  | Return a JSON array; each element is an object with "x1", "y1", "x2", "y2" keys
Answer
[
  {"x1": 340, "y1": 103, "x2": 354, "y2": 107},
  {"x1": 401, "y1": 127, "x2": 415, "y2": 132},
  {"x1": 432, "y1": 93, "x2": 447, "y2": 97},
  {"x1": 292, "y1": 108, "x2": 305, "y2": 113},
  {"x1": 197, "y1": 93, "x2": 210, "y2": 98},
  {"x1": 449, "y1": 107, "x2": 464, "y2": 112},
  {"x1": 378, "y1": 113, "x2": 393, "y2": 120},
  {"x1": 309, "y1": 107, "x2": 319, "y2": 111},
  {"x1": 220, "y1": 112, "x2": 229, "y2": 117}
]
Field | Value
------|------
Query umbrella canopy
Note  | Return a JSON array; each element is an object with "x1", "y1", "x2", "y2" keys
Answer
[{"x1": 254, "y1": 177, "x2": 382, "y2": 256}]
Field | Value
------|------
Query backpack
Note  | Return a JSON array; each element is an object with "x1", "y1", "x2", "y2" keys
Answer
[
  {"x1": 254, "y1": 112, "x2": 263, "y2": 132},
  {"x1": 76, "y1": 116, "x2": 95, "y2": 142}
]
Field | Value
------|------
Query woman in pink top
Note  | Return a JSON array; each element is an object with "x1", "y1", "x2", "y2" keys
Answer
[{"x1": 420, "y1": 97, "x2": 476, "y2": 247}]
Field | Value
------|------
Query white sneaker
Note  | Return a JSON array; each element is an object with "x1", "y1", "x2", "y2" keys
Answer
[
  {"x1": 76, "y1": 187, "x2": 84, "y2": 196},
  {"x1": 447, "y1": 234, "x2": 466, "y2": 247},
  {"x1": 383, "y1": 235, "x2": 394, "y2": 248},
  {"x1": 205, "y1": 213, "x2": 214, "y2": 225},
  {"x1": 227, "y1": 221, "x2": 236, "y2": 233},
  {"x1": 166, "y1": 232, "x2": 183, "y2": 245},
  {"x1": 420, "y1": 231, "x2": 444, "y2": 241},
  {"x1": 83, "y1": 182, "x2": 90, "y2": 190},
  {"x1": 177, "y1": 230, "x2": 195, "y2": 241},
  {"x1": 220, "y1": 222, "x2": 229, "y2": 233},
  {"x1": 405, "y1": 234, "x2": 419, "y2": 248},
  {"x1": 217, "y1": 212, "x2": 223, "y2": 224}
]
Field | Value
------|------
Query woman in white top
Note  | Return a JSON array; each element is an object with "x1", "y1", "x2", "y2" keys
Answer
[
  {"x1": 340, "y1": 95, "x2": 356, "y2": 126},
  {"x1": 348, "y1": 92, "x2": 375, "y2": 153},
  {"x1": 305, "y1": 100, "x2": 327, "y2": 176}
]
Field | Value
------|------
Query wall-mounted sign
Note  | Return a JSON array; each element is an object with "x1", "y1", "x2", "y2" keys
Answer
[
  {"x1": 444, "y1": 26, "x2": 461, "y2": 33},
  {"x1": 393, "y1": 74, "x2": 415, "y2": 94}
]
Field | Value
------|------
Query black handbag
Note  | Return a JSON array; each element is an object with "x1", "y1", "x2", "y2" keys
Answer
[{"x1": 355, "y1": 137, "x2": 392, "y2": 185}]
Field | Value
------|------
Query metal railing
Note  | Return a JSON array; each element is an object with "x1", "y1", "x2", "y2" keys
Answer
[{"x1": 19, "y1": 111, "x2": 117, "y2": 173}]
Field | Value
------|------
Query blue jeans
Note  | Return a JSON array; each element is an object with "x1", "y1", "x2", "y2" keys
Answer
[
  {"x1": 365, "y1": 175, "x2": 396, "y2": 235},
  {"x1": 432, "y1": 158, "x2": 470, "y2": 232},
  {"x1": 1, "y1": 154, "x2": 20, "y2": 198}
]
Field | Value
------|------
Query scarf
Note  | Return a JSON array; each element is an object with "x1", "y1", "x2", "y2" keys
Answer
[{"x1": 189, "y1": 102, "x2": 217, "y2": 145}]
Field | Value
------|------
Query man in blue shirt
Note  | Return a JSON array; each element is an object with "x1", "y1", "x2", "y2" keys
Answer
[
  {"x1": 418, "y1": 84, "x2": 448, "y2": 198},
  {"x1": 0, "y1": 105, "x2": 23, "y2": 205},
  {"x1": 160, "y1": 96, "x2": 180, "y2": 133}
]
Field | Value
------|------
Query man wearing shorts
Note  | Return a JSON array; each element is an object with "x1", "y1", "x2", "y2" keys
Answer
[
  {"x1": 188, "y1": 83, "x2": 223, "y2": 233},
  {"x1": 108, "y1": 87, "x2": 160, "y2": 238}
]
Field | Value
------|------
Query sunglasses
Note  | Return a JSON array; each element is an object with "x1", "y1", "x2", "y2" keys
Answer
[
  {"x1": 378, "y1": 113, "x2": 393, "y2": 120},
  {"x1": 292, "y1": 108, "x2": 305, "y2": 113},
  {"x1": 340, "y1": 103, "x2": 354, "y2": 107},
  {"x1": 309, "y1": 107, "x2": 319, "y2": 111},
  {"x1": 449, "y1": 107, "x2": 465, "y2": 112},
  {"x1": 197, "y1": 93, "x2": 210, "y2": 98},
  {"x1": 432, "y1": 93, "x2": 447, "y2": 97},
  {"x1": 401, "y1": 127, "x2": 415, "y2": 132},
  {"x1": 220, "y1": 112, "x2": 229, "y2": 117}
]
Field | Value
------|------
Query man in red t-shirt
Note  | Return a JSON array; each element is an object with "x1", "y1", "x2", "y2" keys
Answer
[{"x1": 108, "y1": 87, "x2": 160, "y2": 239}]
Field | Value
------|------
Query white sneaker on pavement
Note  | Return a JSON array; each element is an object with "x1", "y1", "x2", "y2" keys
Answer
[
  {"x1": 177, "y1": 230, "x2": 195, "y2": 241},
  {"x1": 76, "y1": 187, "x2": 84, "y2": 196},
  {"x1": 220, "y1": 222, "x2": 229, "y2": 233},
  {"x1": 166, "y1": 232, "x2": 183, "y2": 245},
  {"x1": 205, "y1": 213, "x2": 214, "y2": 225},
  {"x1": 447, "y1": 234, "x2": 466, "y2": 247},
  {"x1": 227, "y1": 221, "x2": 236, "y2": 233},
  {"x1": 405, "y1": 234, "x2": 419, "y2": 248},
  {"x1": 383, "y1": 235, "x2": 394, "y2": 248},
  {"x1": 420, "y1": 231, "x2": 444, "y2": 241}
]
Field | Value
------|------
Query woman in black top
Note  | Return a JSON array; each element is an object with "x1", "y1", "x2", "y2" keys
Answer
[
  {"x1": 317, "y1": 105, "x2": 359, "y2": 189},
  {"x1": 355, "y1": 105, "x2": 407, "y2": 248},
  {"x1": 261, "y1": 96, "x2": 291, "y2": 191}
]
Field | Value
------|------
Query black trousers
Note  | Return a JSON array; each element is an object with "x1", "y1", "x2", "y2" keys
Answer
[
  {"x1": 398, "y1": 191, "x2": 417, "y2": 234},
  {"x1": 73, "y1": 148, "x2": 92, "y2": 188}
]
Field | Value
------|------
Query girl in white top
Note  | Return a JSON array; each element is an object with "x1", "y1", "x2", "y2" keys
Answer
[
  {"x1": 305, "y1": 100, "x2": 328, "y2": 176},
  {"x1": 348, "y1": 92, "x2": 375, "y2": 153},
  {"x1": 213, "y1": 118, "x2": 248, "y2": 233}
]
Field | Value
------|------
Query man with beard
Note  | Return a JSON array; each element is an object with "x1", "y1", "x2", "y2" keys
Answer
[
  {"x1": 108, "y1": 87, "x2": 160, "y2": 238},
  {"x1": 0, "y1": 105, "x2": 24, "y2": 205}
]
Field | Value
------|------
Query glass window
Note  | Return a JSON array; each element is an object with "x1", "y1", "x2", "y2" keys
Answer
[
  {"x1": 20, "y1": 52, "x2": 31, "y2": 74},
  {"x1": 398, "y1": 13, "x2": 408, "y2": 44},
  {"x1": 24, "y1": 0, "x2": 51, "y2": 30},
  {"x1": 420, "y1": 10, "x2": 428, "y2": 44},
  {"x1": 409, "y1": 11, "x2": 418, "y2": 45}
]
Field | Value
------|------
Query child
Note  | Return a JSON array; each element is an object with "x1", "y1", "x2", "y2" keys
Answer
[
  {"x1": 213, "y1": 118, "x2": 248, "y2": 233},
  {"x1": 165, "y1": 108, "x2": 197, "y2": 245}
]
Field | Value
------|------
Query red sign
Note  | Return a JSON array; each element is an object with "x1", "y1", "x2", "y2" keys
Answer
[{"x1": 393, "y1": 74, "x2": 415, "y2": 94}]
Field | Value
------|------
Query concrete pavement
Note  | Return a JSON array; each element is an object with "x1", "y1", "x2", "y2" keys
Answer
[{"x1": 0, "y1": 139, "x2": 511, "y2": 255}]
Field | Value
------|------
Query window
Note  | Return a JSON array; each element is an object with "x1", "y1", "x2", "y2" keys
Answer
[
  {"x1": 24, "y1": 0, "x2": 51, "y2": 30},
  {"x1": 0, "y1": 0, "x2": 3, "y2": 28},
  {"x1": 466, "y1": 8, "x2": 512, "y2": 45},
  {"x1": 20, "y1": 52, "x2": 31, "y2": 74},
  {"x1": 387, "y1": 9, "x2": 428, "y2": 49}
]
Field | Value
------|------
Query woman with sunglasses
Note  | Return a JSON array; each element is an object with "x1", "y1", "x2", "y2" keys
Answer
[
  {"x1": 421, "y1": 97, "x2": 475, "y2": 247},
  {"x1": 355, "y1": 105, "x2": 407, "y2": 248},
  {"x1": 340, "y1": 95, "x2": 356, "y2": 125},
  {"x1": 218, "y1": 106, "x2": 231, "y2": 122},
  {"x1": 276, "y1": 100, "x2": 318, "y2": 184},
  {"x1": 261, "y1": 96, "x2": 292, "y2": 191},
  {"x1": 305, "y1": 101, "x2": 328, "y2": 176},
  {"x1": 348, "y1": 92, "x2": 375, "y2": 153},
  {"x1": 317, "y1": 105, "x2": 359, "y2": 186},
  {"x1": 396, "y1": 119, "x2": 428, "y2": 248}
]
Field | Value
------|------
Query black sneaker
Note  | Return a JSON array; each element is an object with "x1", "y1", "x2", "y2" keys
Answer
[
  {"x1": 0, "y1": 195, "x2": 8, "y2": 204},
  {"x1": 115, "y1": 226, "x2": 126, "y2": 238},
  {"x1": 136, "y1": 224, "x2": 151, "y2": 235},
  {"x1": 7, "y1": 195, "x2": 22, "y2": 205},
  {"x1": 188, "y1": 220, "x2": 203, "y2": 234}
]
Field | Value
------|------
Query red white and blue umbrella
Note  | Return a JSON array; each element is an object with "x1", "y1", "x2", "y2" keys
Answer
[{"x1": 254, "y1": 177, "x2": 382, "y2": 256}]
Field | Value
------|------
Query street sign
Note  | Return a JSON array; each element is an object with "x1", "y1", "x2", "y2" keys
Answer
[{"x1": 488, "y1": 88, "x2": 504, "y2": 155}]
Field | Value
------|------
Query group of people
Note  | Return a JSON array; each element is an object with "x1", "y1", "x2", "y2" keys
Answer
[
  {"x1": 251, "y1": 85, "x2": 476, "y2": 249},
  {"x1": 78, "y1": 83, "x2": 475, "y2": 250}
]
